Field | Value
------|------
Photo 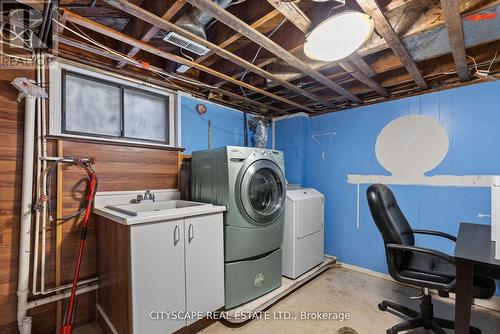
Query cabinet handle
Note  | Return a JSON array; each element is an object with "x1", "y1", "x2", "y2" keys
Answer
[
  {"x1": 173, "y1": 225, "x2": 180, "y2": 245},
  {"x1": 188, "y1": 224, "x2": 194, "y2": 242}
]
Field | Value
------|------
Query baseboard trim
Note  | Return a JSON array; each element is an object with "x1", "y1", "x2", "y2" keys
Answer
[
  {"x1": 96, "y1": 303, "x2": 119, "y2": 334},
  {"x1": 337, "y1": 261, "x2": 500, "y2": 312}
]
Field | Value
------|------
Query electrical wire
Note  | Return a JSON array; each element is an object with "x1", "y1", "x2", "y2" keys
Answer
[
  {"x1": 486, "y1": 47, "x2": 499, "y2": 73},
  {"x1": 52, "y1": 16, "x2": 218, "y2": 90},
  {"x1": 51, "y1": 10, "x2": 275, "y2": 112},
  {"x1": 179, "y1": 46, "x2": 194, "y2": 61},
  {"x1": 238, "y1": 17, "x2": 288, "y2": 113}
]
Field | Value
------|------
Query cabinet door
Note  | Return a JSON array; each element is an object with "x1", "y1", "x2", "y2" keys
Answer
[
  {"x1": 130, "y1": 220, "x2": 186, "y2": 334},
  {"x1": 185, "y1": 213, "x2": 224, "y2": 324}
]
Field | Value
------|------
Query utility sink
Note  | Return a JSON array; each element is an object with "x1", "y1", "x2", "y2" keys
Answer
[{"x1": 106, "y1": 200, "x2": 212, "y2": 217}]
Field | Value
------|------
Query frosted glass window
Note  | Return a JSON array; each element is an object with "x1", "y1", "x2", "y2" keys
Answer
[
  {"x1": 123, "y1": 89, "x2": 168, "y2": 142},
  {"x1": 63, "y1": 73, "x2": 121, "y2": 136}
]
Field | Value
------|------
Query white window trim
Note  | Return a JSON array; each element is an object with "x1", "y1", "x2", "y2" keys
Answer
[{"x1": 49, "y1": 60, "x2": 178, "y2": 148}]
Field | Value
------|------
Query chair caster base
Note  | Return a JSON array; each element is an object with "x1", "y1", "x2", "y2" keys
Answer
[{"x1": 377, "y1": 297, "x2": 482, "y2": 334}]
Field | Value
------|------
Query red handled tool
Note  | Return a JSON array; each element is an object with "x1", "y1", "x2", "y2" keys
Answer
[{"x1": 59, "y1": 160, "x2": 97, "y2": 334}]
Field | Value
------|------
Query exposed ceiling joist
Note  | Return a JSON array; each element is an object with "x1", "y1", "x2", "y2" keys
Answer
[
  {"x1": 195, "y1": 8, "x2": 282, "y2": 65},
  {"x1": 440, "y1": 0, "x2": 469, "y2": 81},
  {"x1": 249, "y1": 3, "x2": 500, "y2": 99},
  {"x1": 56, "y1": 34, "x2": 287, "y2": 114},
  {"x1": 281, "y1": 43, "x2": 500, "y2": 112},
  {"x1": 356, "y1": 0, "x2": 428, "y2": 89},
  {"x1": 339, "y1": 60, "x2": 389, "y2": 97},
  {"x1": 267, "y1": 0, "x2": 388, "y2": 98},
  {"x1": 58, "y1": 45, "x2": 275, "y2": 114},
  {"x1": 63, "y1": 9, "x2": 316, "y2": 113},
  {"x1": 184, "y1": 0, "x2": 361, "y2": 103},
  {"x1": 116, "y1": 0, "x2": 186, "y2": 68},
  {"x1": 103, "y1": 0, "x2": 329, "y2": 109},
  {"x1": 266, "y1": 0, "x2": 312, "y2": 33}
]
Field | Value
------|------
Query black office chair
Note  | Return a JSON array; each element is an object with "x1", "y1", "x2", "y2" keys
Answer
[{"x1": 366, "y1": 184, "x2": 495, "y2": 334}]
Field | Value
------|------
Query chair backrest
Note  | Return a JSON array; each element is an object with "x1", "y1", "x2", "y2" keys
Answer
[{"x1": 366, "y1": 184, "x2": 414, "y2": 247}]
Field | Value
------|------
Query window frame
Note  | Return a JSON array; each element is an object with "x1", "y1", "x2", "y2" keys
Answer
[
  {"x1": 121, "y1": 85, "x2": 170, "y2": 144},
  {"x1": 50, "y1": 60, "x2": 177, "y2": 148}
]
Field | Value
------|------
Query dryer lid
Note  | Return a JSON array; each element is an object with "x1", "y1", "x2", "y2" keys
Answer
[{"x1": 286, "y1": 188, "x2": 323, "y2": 202}]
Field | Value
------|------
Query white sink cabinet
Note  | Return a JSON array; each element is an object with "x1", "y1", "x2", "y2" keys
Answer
[{"x1": 94, "y1": 195, "x2": 225, "y2": 334}]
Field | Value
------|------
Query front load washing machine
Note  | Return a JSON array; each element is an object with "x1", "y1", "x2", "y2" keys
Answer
[{"x1": 191, "y1": 146, "x2": 286, "y2": 309}]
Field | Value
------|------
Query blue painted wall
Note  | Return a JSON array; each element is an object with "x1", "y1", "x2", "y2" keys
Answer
[
  {"x1": 180, "y1": 95, "x2": 272, "y2": 153},
  {"x1": 275, "y1": 81, "x2": 500, "y2": 294},
  {"x1": 275, "y1": 115, "x2": 307, "y2": 185}
]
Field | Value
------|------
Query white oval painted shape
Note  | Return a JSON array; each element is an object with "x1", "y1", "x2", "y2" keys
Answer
[{"x1": 375, "y1": 115, "x2": 449, "y2": 176}]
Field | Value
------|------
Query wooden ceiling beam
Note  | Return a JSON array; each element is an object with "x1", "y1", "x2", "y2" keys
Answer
[
  {"x1": 356, "y1": 0, "x2": 428, "y2": 89},
  {"x1": 203, "y1": 3, "x2": 331, "y2": 85},
  {"x1": 246, "y1": 2, "x2": 500, "y2": 99},
  {"x1": 55, "y1": 35, "x2": 287, "y2": 115},
  {"x1": 184, "y1": 0, "x2": 361, "y2": 103},
  {"x1": 211, "y1": 0, "x2": 495, "y2": 89},
  {"x1": 267, "y1": 0, "x2": 388, "y2": 97},
  {"x1": 258, "y1": 31, "x2": 500, "y2": 105},
  {"x1": 440, "y1": 0, "x2": 469, "y2": 81},
  {"x1": 339, "y1": 60, "x2": 389, "y2": 97},
  {"x1": 281, "y1": 44, "x2": 500, "y2": 113},
  {"x1": 63, "y1": 9, "x2": 314, "y2": 113},
  {"x1": 116, "y1": 0, "x2": 186, "y2": 68},
  {"x1": 195, "y1": 8, "x2": 282, "y2": 66},
  {"x1": 266, "y1": 0, "x2": 312, "y2": 33},
  {"x1": 103, "y1": 0, "x2": 328, "y2": 108},
  {"x1": 58, "y1": 46, "x2": 275, "y2": 115}
]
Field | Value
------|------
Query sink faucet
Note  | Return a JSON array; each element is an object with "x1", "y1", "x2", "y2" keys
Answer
[
  {"x1": 144, "y1": 190, "x2": 155, "y2": 202},
  {"x1": 133, "y1": 190, "x2": 155, "y2": 203}
]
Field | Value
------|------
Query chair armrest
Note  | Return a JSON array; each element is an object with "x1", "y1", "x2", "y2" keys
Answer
[
  {"x1": 386, "y1": 244, "x2": 456, "y2": 265},
  {"x1": 385, "y1": 243, "x2": 457, "y2": 291},
  {"x1": 411, "y1": 229, "x2": 457, "y2": 242}
]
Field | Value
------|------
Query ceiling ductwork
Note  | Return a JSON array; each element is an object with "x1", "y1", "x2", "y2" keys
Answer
[
  {"x1": 164, "y1": 0, "x2": 234, "y2": 59},
  {"x1": 176, "y1": 0, "x2": 233, "y2": 40}
]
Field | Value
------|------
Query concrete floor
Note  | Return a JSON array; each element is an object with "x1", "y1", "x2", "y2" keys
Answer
[{"x1": 75, "y1": 267, "x2": 500, "y2": 334}]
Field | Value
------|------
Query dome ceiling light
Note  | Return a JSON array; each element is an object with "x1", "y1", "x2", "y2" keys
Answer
[{"x1": 304, "y1": 11, "x2": 374, "y2": 62}]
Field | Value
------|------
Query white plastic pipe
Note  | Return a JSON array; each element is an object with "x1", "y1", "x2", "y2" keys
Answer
[
  {"x1": 32, "y1": 52, "x2": 42, "y2": 296},
  {"x1": 40, "y1": 53, "x2": 49, "y2": 293},
  {"x1": 27, "y1": 284, "x2": 99, "y2": 309},
  {"x1": 17, "y1": 95, "x2": 36, "y2": 334}
]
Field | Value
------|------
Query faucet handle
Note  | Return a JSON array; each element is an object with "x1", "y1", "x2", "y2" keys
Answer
[
  {"x1": 143, "y1": 190, "x2": 155, "y2": 201},
  {"x1": 135, "y1": 194, "x2": 144, "y2": 203}
]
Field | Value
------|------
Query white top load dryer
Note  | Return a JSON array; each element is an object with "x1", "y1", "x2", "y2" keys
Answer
[{"x1": 282, "y1": 188, "x2": 324, "y2": 279}]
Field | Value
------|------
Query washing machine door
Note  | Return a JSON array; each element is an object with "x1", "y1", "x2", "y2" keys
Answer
[{"x1": 239, "y1": 159, "x2": 286, "y2": 225}]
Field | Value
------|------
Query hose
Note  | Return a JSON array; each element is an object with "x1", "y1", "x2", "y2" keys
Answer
[{"x1": 44, "y1": 157, "x2": 98, "y2": 223}]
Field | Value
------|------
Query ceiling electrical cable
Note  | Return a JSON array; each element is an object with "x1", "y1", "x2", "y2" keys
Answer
[
  {"x1": 52, "y1": 10, "x2": 277, "y2": 113},
  {"x1": 52, "y1": 16, "x2": 218, "y2": 90},
  {"x1": 237, "y1": 17, "x2": 288, "y2": 114}
]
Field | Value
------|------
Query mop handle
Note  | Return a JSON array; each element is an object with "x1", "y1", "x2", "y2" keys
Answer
[{"x1": 60, "y1": 172, "x2": 97, "y2": 334}]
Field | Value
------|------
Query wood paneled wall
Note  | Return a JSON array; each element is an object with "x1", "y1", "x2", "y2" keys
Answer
[{"x1": 0, "y1": 59, "x2": 180, "y2": 333}]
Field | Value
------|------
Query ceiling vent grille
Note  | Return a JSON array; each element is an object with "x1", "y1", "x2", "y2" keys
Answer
[{"x1": 163, "y1": 32, "x2": 210, "y2": 56}]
